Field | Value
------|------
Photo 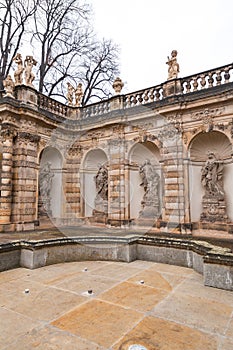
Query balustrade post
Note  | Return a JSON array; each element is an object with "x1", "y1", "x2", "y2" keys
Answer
[
  {"x1": 109, "y1": 95, "x2": 124, "y2": 111},
  {"x1": 163, "y1": 78, "x2": 182, "y2": 98}
]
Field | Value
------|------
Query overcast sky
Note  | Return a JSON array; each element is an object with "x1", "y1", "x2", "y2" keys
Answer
[{"x1": 90, "y1": 0, "x2": 233, "y2": 93}]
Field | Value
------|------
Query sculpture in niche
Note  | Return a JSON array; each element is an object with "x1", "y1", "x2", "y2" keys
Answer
[
  {"x1": 24, "y1": 55, "x2": 37, "y2": 87},
  {"x1": 201, "y1": 152, "x2": 224, "y2": 198},
  {"x1": 95, "y1": 164, "x2": 108, "y2": 201},
  {"x1": 93, "y1": 164, "x2": 108, "y2": 215},
  {"x1": 67, "y1": 82, "x2": 74, "y2": 106},
  {"x1": 139, "y1": 159, "x2": 160, "y2": 219},
  {"x1": 3, "y1": 75, "x2": 15, "y2": 97},
  {"x1": 75, "y1": 83, "x2": 84, "y2": 107},
  {"x1": 39, "y1": 162, "x2": 54, "y2": 215},
  {"x1": 13, "y1": 53, "x2": 24, "y2": 85},
  {"x1": 166, "y1": 50, "x2": 179, "y2": 80},
  {"x1": 200, "y1": 151, "x2": 228, "y2": 222}
]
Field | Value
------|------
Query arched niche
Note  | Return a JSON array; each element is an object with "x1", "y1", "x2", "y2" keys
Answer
[
  {"x1": 39, "y1": 147, "x2": 63, "y2": 218},
  {"x1": 81, "y1": 149, "x2": 108, "y2": 217},
  {"x1": 188, "y1": 131, "x2": 233, "y2": 222},
  {"x1": 128, "y1": 141, "x2": 162, "y2": 219}
]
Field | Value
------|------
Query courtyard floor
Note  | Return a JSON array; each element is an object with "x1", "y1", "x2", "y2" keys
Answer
[{"x1": 0, "y1": 259, "x2": 233, "y2": 349}]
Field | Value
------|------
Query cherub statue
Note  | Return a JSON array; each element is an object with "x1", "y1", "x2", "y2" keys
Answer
[
  {"x1": 166, "y1": 50, "x2": 180, "y2": 80},
  {"x1": 3, "y1": 75, "x2": 15, "y2": 97},
  {"x1": 67, "y1": 82, "x2": 74, "y2": 106},
  {"x1": 13, "y1": 53, "x2": 24, "y2": 85},
  {"x1": 75, "y1": 83, "x2": 84, "y2": 107},
  {"x1": 24, "y1": 55, "x2": 37, "y2": 87}
]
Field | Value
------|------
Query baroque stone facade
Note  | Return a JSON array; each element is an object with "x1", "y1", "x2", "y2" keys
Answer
[{"x1": 1, "y1": 59, "x2": 233, "y2": 234}]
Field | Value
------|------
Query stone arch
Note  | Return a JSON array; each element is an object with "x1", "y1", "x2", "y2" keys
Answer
[
  {"x1": 128, "y1": 141, "x2": 162, "y2": 220},
  {"x1": 188, "y1": 131, "x2": 233, "y2": 222},
  {"x1": 80, "y1": 148, "x2": 108, "y2": 217},
  {"x1": 39, "y1": 147, "x2": 63, "y2": 219}
]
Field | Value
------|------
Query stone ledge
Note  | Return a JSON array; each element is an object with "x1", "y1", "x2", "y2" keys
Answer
[{"x1": 0, "y1": 235, "x2": 232, "y2": 291}]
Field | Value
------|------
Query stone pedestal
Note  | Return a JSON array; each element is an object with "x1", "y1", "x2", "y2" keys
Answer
[
  {"x1": 201, "y1": 196, "x2": 229, "y2": 223},
  {"x1": 92, "y1": 199, "x2": 108, "y2": 224},
  {"x1": 163, "y1": 79, "x2": 182, "y2": 98}
]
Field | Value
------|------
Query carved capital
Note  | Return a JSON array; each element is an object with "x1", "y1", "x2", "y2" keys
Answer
[{"x1": 17, "y1": 132, "x2": 40, "y2": 143}]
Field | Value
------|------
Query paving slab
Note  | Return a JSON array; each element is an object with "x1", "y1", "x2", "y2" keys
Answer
[{"x1": 0, "y1": 260, "x2": 232, "y2": 349}]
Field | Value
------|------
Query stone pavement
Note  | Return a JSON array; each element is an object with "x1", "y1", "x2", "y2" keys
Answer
[{"x1": 0, "y1": 260, "x2": 233, "y2": 349}]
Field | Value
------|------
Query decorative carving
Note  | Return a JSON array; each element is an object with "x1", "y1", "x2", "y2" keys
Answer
[
  {"x1": 13, "y1": 53, "x2": 24, "y2": 85},
  {"x1": 17, "y1": 132, "x2": 40, "y2": 143},
  {"x1": 190, "y1": 107, "x2": 224, "y2": 121},
  {"x1": 112, "y1": 77, "x2": 124, "y2": 95},
  {"x1": 75, "y1": 83, "x2": 84, "y2": 107},
  {"x1": 166, "y1": 50, "x2": 179, "y2": 80},
  {"x1": 24, "y1": 55, "x2": 37, "y2": 87},
  {"x1": 158, "y1": 123, "x2": 179, "y2": 142},
  {"x1": 200, "y1": 151, "x2": 228, "y2": 222},
  {"x1": 3, "y1": 75, "x2": 15, "y2": 97},
  {"x1": 139, "y1": 160, "x2": 160, "y2": 218}
]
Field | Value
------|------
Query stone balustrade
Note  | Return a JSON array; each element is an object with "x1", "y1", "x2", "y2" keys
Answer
[
  {"x1": 81, "y1": 99, "x2": 110, "y2": 119},
  {"x1": 38, "y1": 94, "x2": 68, "y2": 117},
  {"x1": 181, "y1": 63, "x2": 233, "y2": 93},
  {"x1": 1, "y1": 63, "x2": 233, "y2": 120},
  {"x1": 124, "y1": 85, "x2": 163, "y2": 108}
]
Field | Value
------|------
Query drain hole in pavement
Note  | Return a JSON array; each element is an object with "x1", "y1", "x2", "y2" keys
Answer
[{"x1": 128, "y1": 345, "x2": 148, "y2": 350}]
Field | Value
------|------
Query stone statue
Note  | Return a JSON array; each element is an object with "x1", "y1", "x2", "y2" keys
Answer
[
  {"x1": 67, "y1": 82, "x2": 74, "y2": 106},
  {"x1": 139, "y1": 159, "x2": 160, "y2": 218},
  {"x1": 75, "y1": 83, "x2": 84, "y2": 107},
  {"x1": 39, "y1": 162, "x2": 54, "y2": 198},
  {"x1": 112, "y1": 77, "x2": 124, "y2": 95},
  {"x1": 3, "y1": 75, "x2": 15, "y2": 97},
  {"x1": 24, "y1": 55, "x2": 37, "y2": 87},
  {"x1": 94, "y1": 164, "x2": 108, "y2": 201},
  {"x1": 201, "y1": 151, "x2": 224, "y2": 198},
  {"x1": 13, "y1": 53, "x2": 24, "y2": 85},
  {"x1": 200, "y1": 151, "x2": 228, "y2": 223},
  {"x1": 166, "y1": 50, "x2": 179, "y2": 80}
]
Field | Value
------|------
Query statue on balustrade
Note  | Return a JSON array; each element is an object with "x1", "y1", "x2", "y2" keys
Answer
[
  {"x1": 139, "y1": 159, "x2": 160, "y2": 219},
  {"x1": 166, "y1": 50, "x2": 180, "y2": 80},
  {"x1": 13, "y1": 53, "x2": 24, "y2": 85},
  {"x1": 201, "y1": 151, "x2": 228, "y2": 222},
  {"x1": 75, "y1": 83, "x2": 84, "y2": 107},
  {"x1": 3, "y1": 75, "x2": 15, "y2": 97},
  {"x1": 24, "y1": 55, "x2": 37, "y2": 87},
  {"x1": 67, "y1": 82, "x2": 74, "y2": 106}
]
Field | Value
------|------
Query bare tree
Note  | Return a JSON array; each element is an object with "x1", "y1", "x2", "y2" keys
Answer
[
  {"x1": 0, "y1": 0, "x2": 38, "y2": 89},
  {"x1": 31, "y1": 0, "x2": 91, "y2": 96},
  {"x1": 31, "y1": 0, "x2": 120, "y2": 105},
  {"x1": 78, "y1": 39, "x2": 120, "y2": 105}
]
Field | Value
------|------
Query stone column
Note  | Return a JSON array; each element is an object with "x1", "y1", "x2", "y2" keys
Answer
[
  {"x1": 160, "y1": 126, "x2": 185, "y2": 232},
  {"x1": 64, "y1": 146, "x2": 82, "y2": 224},
  {"x1": 0, "y1": 125, "x2": 16, "y2": 227},
  {"x1": 107, "y1": 138, "x2": 128, "y2": 227},
  {"x1": 11, "y1": 132, "x2": 40, "y2": 231}
]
